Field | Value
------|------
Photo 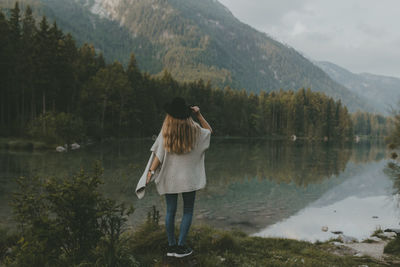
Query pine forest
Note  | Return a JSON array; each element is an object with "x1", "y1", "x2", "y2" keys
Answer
[{"x1": 0, "y1": 4, "x2": 391, "y2": 145}]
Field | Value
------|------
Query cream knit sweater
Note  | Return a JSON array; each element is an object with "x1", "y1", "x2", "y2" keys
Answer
[{"x1": 135, "y1": 127, "x2": 211, "y2": 198}]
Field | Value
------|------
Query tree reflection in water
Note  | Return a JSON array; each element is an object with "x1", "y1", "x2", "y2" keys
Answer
[{"x1": 0, "y1": 139, "x2": 388, "y2": 232}]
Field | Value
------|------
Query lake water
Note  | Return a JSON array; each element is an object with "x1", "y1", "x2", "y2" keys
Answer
[{"x1": 0, "y1": 139, "x2": 399, "y2": 242}]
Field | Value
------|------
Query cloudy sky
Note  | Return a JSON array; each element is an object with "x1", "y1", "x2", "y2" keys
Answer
[{"x1": 218, "y1": 0, "x2": 400, "y2": 78}]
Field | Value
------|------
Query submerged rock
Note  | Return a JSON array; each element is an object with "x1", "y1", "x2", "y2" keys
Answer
[
  {"x1": 331, "y1": 231, "x2": 343, "y2": 235},
  {"x1": 71, "y1": 143, "x2": 80, "y2": 150},
  {"x1": 367, "y1": 236, "x2": 381, "y2": 242},
  {"x1": 382, "y1": 232, "x2": 397, "y2": 239},
  {"x1": 384, "y1": 228, "x2": 400, "y2": 237},
  {"x1": 56, "y1": 145, "x2": 67, "y2": 152},
  {"x1": 338, "y1": 234, "x2": 358, "y2": 244}
]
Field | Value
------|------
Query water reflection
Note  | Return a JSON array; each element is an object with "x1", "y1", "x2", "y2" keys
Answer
[
  {"x1": 0, "y1": 139, "x2": 393, "y2": 238},
  {"x1": 255, "y1": 160, "x2": 400, "y2": 242}
]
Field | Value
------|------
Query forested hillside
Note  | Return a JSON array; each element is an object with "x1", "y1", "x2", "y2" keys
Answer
[
  {"x1": 0, "y1": 4, "x2": 355, "y2": 142},
  {"x1": 0, "y1": 0, "x2": 373, "y2": 112},
  {"x1": 0, "y1": 0, "x2": 148, "y2": 68}
]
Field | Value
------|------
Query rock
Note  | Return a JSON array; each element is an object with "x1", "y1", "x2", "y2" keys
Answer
[
  {"x1": 332, "y1": 241, "x2": 343, "y2": 246},
  {"x1": 384, "y1": 228, "x2": 400, "y2": 236},
  {"x1": 217, "y1": 256, "x2": 226, "y2": 262},
  {"x1": 56, "y1": 146, "x2": 66, "y2": 152},
  {"x1": 383, "y1": 232, "x2": 397, "y2": 239},
  {"x1": 331, "y1": 231, "x2": 343, "y2": 235},
  {"x1": 344, "y1": 242, "x2": 386, "y2": 260},
  {"x1": 71, "y1": 143, "x2": 80, "y2": 150},
  {"x1": 196, "y1": 214, "x2": 205, "y2": 219},
  {"x1": 368, "y1": 236, "x2": 381, "y2": 242},
  {"x1": 321, "y1": 226, "x2": 329, "y2": 232},
  {"x1": 354, "y1": 252, "x2": 364, "y2": 257},
  {"x1": 338, "y1": 234, "x2": 358, "y2": 244}
]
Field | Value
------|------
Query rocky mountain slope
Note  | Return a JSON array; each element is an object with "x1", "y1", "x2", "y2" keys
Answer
[
  {"x1": 317, "y1": 61, "x2": 400, "y2": 114},
  {"x1": 1, "y1": 0, "x2": 373, "y2": 112}
]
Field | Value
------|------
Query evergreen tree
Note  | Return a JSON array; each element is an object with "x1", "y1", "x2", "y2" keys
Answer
[
  {"x1": 9, "y1": 2, "x2": 21, "y2": 44},
  {"x1": 21, "y1": 5, "x2": 36, "y2": 126},
  {"x1": 8, "y1": 2, "x2": 22, "y2": 133},
  {"x1": 0, "y1": 10, "x2": 11, "y2": 132},
  {"x1": 0, "y1": 4, "x2": 372, "y2": 141}
]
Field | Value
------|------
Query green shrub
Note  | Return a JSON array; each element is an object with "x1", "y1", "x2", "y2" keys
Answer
[
  {"x1": 6, "y1": 162, "x2": 137, "y2": 266},
  {"x1": 27, "y1": 112, "x2": 84, "y2": 144},
  {"x1": 7, "y1": 140, "x2": 33, "y2": 150},
  {"x1": 384, "y1": 237, "x2": 400, "y2": 256},
  {"x1": 0, "y1": 227, "x2": 18, "y2": 263}
]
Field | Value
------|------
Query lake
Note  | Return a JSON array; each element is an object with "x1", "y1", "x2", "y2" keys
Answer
[{"x1": 0, "y1": 138, "x2": 399, "y2": 242}]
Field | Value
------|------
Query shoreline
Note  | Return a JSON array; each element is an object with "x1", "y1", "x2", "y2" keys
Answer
[
  {"x1": 127, "y1": 223, "x2": 400, "y2": 266},
  {"x1": 0, "y1": 135, "x2": 386, "y2": 152},
  {"x1": 1, "y1": 221, "x2": 398, "y2": 266}
]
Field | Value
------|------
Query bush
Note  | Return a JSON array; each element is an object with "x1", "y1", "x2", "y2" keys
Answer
[
  {"x1": 27, "y1": 112, "x2": 84, "y2": 144},
  {"x1": 0, "y1": 227, "x2": 18, "y2": 263},
  {"x1": 5, "y1": 162, "x2": 138, "y2": 266},
  {"x1": 7, "y1": 140, "x2": 33, "y2": 150},
  {"x1": 384, "y1": 237, "x2": 400, "y2": 256}
]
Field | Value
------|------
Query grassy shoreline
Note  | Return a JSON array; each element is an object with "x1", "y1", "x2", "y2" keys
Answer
[
  {"x1": 1, "y1": 223, "x2": 390, "y2": 267},
  {"x1": 127, "y1": 223, "x2": 393, "y2": 266}
]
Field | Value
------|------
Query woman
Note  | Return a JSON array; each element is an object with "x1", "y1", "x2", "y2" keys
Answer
[{"x1": 144, "y1": 97, "x2": 212, "y2": 258}]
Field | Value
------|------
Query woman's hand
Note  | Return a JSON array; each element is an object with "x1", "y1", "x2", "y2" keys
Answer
[
  {"x1": 191, "y1": 106, "x2": 212, "y2": 133},
  {"x1": 191, "y1": 106, "x2": 200, "y2": 116},
  {"x1": 146, "y1": 155, "x2": 160, "y2": 185}
]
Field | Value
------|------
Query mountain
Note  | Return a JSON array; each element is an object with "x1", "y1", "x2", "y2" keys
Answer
[
  {"x1": 1, "y1": 0, "x2": 373, "y2": 112},
  {"x1": 316, "y1": 61, "x2": 400, "y2": 114}
]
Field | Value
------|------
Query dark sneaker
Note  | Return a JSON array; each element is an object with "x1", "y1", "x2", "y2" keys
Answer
[
  {"x1": 166, "y1": 245, "x2": 177, "y2": 257},
  {"x1": 175, "y1": 245, "x2": 193, "y2": 258}
]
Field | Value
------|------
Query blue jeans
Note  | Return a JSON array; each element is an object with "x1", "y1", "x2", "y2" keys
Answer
[{"x1": 165, "y1": 191, "x2": 196, "y2": 246}]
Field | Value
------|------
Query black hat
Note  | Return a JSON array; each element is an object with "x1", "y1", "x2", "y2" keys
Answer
[{"x1": 164, "y1": 97, "x2": 192, "y2": 119}]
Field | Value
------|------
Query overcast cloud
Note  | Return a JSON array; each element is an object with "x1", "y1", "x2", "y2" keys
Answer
[{"x1": 218, "y1": 0, "x2": 400, "y2": 78}]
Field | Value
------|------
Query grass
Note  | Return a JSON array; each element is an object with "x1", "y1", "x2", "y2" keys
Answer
[
  {"x1": 127, "y1": 223, "x2": 383, "y2": 267},
  {"x1": 371, "y1": 228, "x2": 391, "y2": 241},
  {"x1": 372, "y1": 228, "x2": 384, "y2": 236},
  {"x1": 0, "y1": 227, "x2": 18, "y2": 262},
  {"x1": 384, "y1": 237, "x2": 400, "y2": 256},
  {"x1": 0, "y1": 221, "x2": 389, "y2": 266}
]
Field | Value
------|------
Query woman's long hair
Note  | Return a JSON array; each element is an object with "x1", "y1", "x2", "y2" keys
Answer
[{"x1": 162, "y1": 114, "x2": 200, "y2": 154}]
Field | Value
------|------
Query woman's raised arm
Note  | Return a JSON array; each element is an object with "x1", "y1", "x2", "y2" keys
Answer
[{"x1": 191, "y1": 106, "x2": 212, "y2": 133}]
